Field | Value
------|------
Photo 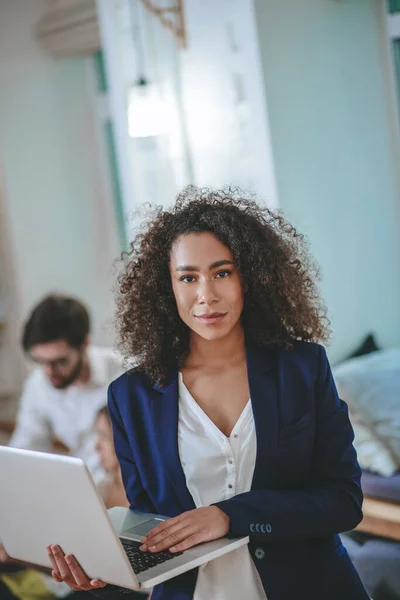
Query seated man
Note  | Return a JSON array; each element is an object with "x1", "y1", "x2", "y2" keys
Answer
[
  {"x1": 0, "y1": 403, "x2": 146, "y2": 599},
  {"x1": 9, "y1": 294, "x2": 122, "y2": 485}
]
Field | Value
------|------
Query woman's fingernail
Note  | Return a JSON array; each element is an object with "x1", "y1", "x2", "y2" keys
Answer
[
  {"x1": 170, "y1": 546, "x2": 176, "y2": 552},
  {"x1": 65, "y1": 555, "x2": 72, "y2": 563},
  {"x1": 139, "y1": 544, "x2": 147, "y2": 551},
  {"x1": 149, "y1": 545, "x2": 156, "y2": 552}
]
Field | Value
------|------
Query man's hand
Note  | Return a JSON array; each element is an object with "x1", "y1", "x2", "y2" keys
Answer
[{"x1": 139, "y1": 506, "x2": 230, "y2": 554}]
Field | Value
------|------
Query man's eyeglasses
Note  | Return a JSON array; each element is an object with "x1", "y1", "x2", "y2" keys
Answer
[{"x1": 30, "y1": 356, "x2": 73, "y2": 370}]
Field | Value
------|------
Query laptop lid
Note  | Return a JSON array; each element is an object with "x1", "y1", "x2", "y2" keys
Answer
[{"x1": 0, "y1": 446, "x2": 138, "y2": 590}]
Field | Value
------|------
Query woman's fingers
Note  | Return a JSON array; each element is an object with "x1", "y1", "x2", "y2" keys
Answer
[
  {"x1": 142, "y1": 514, "x2": 184, "y2": 545},
  {"x1": 90, "y1": 579, "x2": 106, "y2": 588},
  {"x1": 140, "y1": 523, "x2": 194, "y2": 553},
  {"x1": 47, "y1": 545, "x2": 60, "y2": 577},
  {"x1": 49, "y1": 546, "x2": 105, "y2": 591},
  {"x1": 169, "y1": 532, "x2": 207, "y2": 553},
  {"x1": 64, "y1": 553, "x2": 92, "y2": 588},
  {"x1": 141, "y1": 507, "x2": 229, "y2": 554},
  {"x1": 140, "y1": 516, "x2": 189, "y2": 549},
  {"x1": 65, "y1": 554, "x2": 106, "y2": 589},
  {"x1": 50, "y1": 546, "x2": 81, "y2": 590}
]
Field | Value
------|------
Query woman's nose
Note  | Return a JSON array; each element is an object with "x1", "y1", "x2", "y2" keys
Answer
[{"x1": 198, "y1": 280, "x2": 217, "y2": 304}]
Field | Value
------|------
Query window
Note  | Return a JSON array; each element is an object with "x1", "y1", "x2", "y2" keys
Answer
[
  {"x1": 388, "y1": 0, "x2": 400, "y2": 14},
  {"x1": 93, "y1": 50, "x2": 127, "y2": 250},
  {"x1": 386, "y1": 1, "x2": 400, "y2": 118}
]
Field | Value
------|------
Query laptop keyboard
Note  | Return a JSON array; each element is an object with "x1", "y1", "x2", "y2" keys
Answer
[{"x1": 121, "y1": 540, "x2": 183, "y2": 574}]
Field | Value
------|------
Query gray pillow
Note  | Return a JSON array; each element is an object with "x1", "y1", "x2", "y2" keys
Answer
[{"x1": 333, "y1": 348, "x2": 400, "y2": 477}]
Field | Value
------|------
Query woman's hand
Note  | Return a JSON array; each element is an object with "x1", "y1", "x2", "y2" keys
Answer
[
  {"x1": 47, "y1": 545, "x2": 107, "y2": 591},
  {"x1": 139, "y1": 506, "x2": 229, "y2": 554}
]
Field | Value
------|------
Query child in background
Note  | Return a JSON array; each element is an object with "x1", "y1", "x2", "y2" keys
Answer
[
  {"x1": 95, "y1": 406, "x2": 129, "y2": 510},
  {"x1": 0, "y1": 407, "x2": 130, "y2": 599}
]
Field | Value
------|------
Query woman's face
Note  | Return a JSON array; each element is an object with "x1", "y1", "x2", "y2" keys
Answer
[
  {"x1": 169, "y1": 232, "x2": 245, "y2": 342},
  {"x1": 95, "y1": 414, "x2": 120, "y2": 473}
]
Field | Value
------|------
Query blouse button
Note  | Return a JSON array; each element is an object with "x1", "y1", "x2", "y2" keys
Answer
[
  {"x1": 228, "y1": 484, "x2": 233, "y2": 489},
  {"x1": 228, "y1": 459, "x2": 233, "y2": 464}
]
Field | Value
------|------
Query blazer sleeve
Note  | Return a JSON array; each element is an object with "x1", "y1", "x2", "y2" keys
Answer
[
  {"x1": 108, "y1": 383, "x2": 156, "y2": 514},
  {"x1": 214, "y1": 345, "x2": 364, "y2": 540}
]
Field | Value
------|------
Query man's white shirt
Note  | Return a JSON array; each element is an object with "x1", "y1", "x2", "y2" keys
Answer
[{"x1": 9, "y1": 346, "x2": 123, "y2": 484}]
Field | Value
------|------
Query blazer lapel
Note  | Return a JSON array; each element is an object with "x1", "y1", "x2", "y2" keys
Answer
[
  {"x1": 151, "y1": 343, "x2": 279, "y2": 511},
  {"x1": 153, "y1": 374, "x2": 196, "y2": 513},
  {"x1": 246, "y1": 343, "x2": 279, "y2": 490}
]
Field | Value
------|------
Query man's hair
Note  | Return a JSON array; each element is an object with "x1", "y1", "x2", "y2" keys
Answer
[{"x1": 22, "y1": 294, "x2": 90, "y2": 352}]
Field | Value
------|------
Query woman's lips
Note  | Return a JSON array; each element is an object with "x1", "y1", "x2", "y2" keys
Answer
[{"x1": 195, "y1": 312, "x2": 227, "y2": 325}]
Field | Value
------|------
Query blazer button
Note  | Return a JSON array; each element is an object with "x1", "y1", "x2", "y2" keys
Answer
[
  {"x1": 255, "y1": 547, "x2": 265, "y2": 560},
  {"x1": 250, "y1": 523, "x2": 255, "y2": 533},
  {"x1": 255, "y1": 523, "x2": 261, "y2": 533},
  {"x1": 266, "y1": 524, "x2": 272, "y2": 533},
  {"x1": 260, "y1": 524, "x2": 266, "y2": 533}
]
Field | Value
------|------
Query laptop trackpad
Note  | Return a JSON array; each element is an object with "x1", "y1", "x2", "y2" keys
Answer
[{"x1": 124, "y1": 517, "x2": 166, "y2": 537}]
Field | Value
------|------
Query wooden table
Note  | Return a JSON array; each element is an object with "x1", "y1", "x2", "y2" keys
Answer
[{"x1": 356, "y1": 496, "x2": 400, "y2": 541}]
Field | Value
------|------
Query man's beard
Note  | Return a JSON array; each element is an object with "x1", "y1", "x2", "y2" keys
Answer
[{"x1": 51, "y1": 353, "x2": 85, "y2": 389}]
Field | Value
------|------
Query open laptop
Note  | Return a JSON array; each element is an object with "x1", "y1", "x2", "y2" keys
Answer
[{"x1": 0, "y1": 446, "x2": 249, "y2": 591}]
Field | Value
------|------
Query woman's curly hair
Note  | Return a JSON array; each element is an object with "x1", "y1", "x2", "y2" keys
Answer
[{"x1": 115, "y1": 186, "x2": 330, "y2": 383}]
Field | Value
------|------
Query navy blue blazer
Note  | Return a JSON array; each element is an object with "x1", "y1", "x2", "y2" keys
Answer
[{"x1": 107, "y1": 341, "x2": 369, "y2": 600}]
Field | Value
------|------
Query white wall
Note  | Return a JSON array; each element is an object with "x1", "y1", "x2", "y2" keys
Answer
[
  {"x1": 97, "y1": 0, "x2": 279, "y2": 228},
  {"x1": 0, "y1": 0, "x2": 120, "y2": 398},
  {"x1": 180, "y1": 0, "x2": 278, "y2": 206},
  {"x1": 254, "y1": 0, "x2": 400, "y2": 361},
  {"x1": 0, "y1": 167, "x2": 24, "y2": 404}
]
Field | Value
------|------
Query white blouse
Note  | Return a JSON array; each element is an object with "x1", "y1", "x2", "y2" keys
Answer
[{"x1": 178, "y1": 373, "x2": 267, "y2": 600}]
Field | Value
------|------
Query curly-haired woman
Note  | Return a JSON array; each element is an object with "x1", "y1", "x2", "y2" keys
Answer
[{"x1": 49, "y1": 187, "x2": 369, "y2": 600}]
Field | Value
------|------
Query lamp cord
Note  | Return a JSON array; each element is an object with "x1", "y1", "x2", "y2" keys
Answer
[{"x1": 129, "y1": 0, "x2": 147, "y2": 83}]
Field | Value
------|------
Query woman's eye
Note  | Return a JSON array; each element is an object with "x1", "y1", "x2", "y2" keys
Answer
[
  {"x1": 215, "y1": 270, "x2": 231, "y2": 279},
  {"x1": 180, "y1": 275, "x2": 195, "y2": 283}
]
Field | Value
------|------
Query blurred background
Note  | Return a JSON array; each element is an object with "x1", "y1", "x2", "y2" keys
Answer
[
  {"x1": 0, "y1": 0, "x2": 399, "y2": 435},
  {"x1": 0, "y1": 1, "x2": 400, "y2": 598}
]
